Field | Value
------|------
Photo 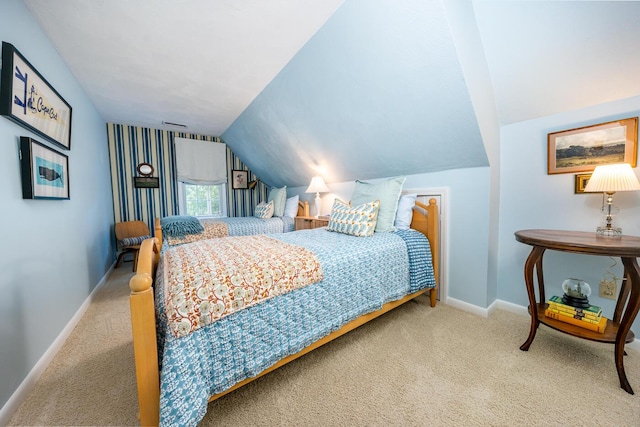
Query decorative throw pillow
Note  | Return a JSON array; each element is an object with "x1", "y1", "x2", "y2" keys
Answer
[
  {"x1": 254, "y1": 200, "x2": 274, "y2": 219},
  {"x1": 394, "y1": 193, "x2": 417, "y2": 230},
  {"x1": 120, "y1": 235, "x2": 151, "y2": 247},
  {"x1": 267, "y1": 186, "x2": 287, "y2": 217},
  {"x1": 160, "y1": 215, "x2": 204, "y2": 237},
  {"x1": 283, "y1": 195, "x2": 299, "y2": 218},
  {"x1": 351, "y1": 176, "x2": 405, "y2": 233},
  {"x1": 327, "y1": 198, "x2": 380, "y2": 237}
]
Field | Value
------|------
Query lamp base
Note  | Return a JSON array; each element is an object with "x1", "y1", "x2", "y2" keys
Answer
[{"x1": 596, "y1": 226, "x2": 622, "y2": 238}]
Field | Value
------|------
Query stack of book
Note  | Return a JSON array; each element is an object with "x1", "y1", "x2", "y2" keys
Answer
[{"x1": 544, "y1": 295, "x2": 607, "y2": 333}]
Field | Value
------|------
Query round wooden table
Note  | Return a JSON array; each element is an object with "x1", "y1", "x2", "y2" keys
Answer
[{"x1": 515, "y1": 229, "x2": 640, "y2": 394}]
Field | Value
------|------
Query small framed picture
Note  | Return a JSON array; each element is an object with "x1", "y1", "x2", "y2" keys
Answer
[
  {"x1": 574, "y1": 173, "x2": 592, "y2": 194},
  {"x1": 232, "y1": 170, "x2": 248, "y2": 189},
  {"x1": 19, "y1": 136, "x2": 70, "y2": 199}
]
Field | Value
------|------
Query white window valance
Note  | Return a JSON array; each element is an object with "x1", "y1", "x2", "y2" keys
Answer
[{"x1": 174, "y1": 137, "x2": 227, "y2": 185}]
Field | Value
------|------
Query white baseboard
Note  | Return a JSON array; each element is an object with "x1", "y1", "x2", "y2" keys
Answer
[
  {"x1": 0, "y1": 263, "x2": 115, "y2": 426},
  {"x1": 445, "y1": 298, "x2": 640, "y2": 352},
  {"x1": 445, "y1": 296, "x2": 491, "y2": 318}
]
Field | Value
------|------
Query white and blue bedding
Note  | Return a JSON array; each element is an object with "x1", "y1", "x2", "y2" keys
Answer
[
  {"x1": 161, "y1": 215, "x2": 296, "y2": 248},
  {"x1": 220, "y1": 215, "x2": 295, "y2": 235},
  {"x1": 154, "y1": 227, "x2": 435, "y2": 426}
]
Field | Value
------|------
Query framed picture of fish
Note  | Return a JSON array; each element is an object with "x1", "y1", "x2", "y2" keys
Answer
[
  {"x1": 19, "y1": 136, "x2": 70, "y2": 200},
  {"x1": 1, "y1": 42, "x2": 72, "y2": 150}
]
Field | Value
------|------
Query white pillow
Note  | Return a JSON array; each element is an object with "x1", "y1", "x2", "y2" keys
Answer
[
  {"x1": 394, "y1": 194, "x2": 417, "y2": 230},
  {"x1": 283, "y1": 195, "x2": 300, "y2": 218}
]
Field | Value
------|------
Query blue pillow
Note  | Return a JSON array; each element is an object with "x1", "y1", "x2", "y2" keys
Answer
[
  {"x1": 351, "y1": 176, "x2": 405, "y2": 232},
  {"x1": 120, "y1": 235, "x2": 151, "y2": 247},
  {"x1": 394, "y1": 194, "x2": 417, "y2": 230},
  {"x1": 267, "y1": 186, "x2": 287, "y2": 217}
]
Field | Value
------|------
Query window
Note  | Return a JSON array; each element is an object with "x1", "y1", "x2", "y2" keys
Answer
[{"x1": 179, "y1": 183, "x2": 227, "y2": 217}]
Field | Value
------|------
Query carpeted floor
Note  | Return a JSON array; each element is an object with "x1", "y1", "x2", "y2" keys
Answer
[{"x1": 8, "y1": 266, "x2": 640, "y2": 426}]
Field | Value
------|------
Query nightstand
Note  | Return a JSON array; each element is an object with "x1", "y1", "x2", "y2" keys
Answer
[{"x1": 294, "y1": 216, "x2": 329, "y2": 231}]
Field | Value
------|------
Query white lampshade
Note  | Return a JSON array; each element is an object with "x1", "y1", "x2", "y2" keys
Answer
[
  {"x1": 305, "y1": 176, "x2": 330, "y2": 194},
  {"x1": 584, "y1": 163, "x2": 640, "y2": 193},
  {"x1": 583, "y1": 163, "x2": 640, "y2": 237}
]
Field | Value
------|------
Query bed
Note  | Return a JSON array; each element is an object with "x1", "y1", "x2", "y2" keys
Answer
[
  {"x1": 129, "y1": 198, "x2": 440, "y2": 426},
  {"x1": 156, "y1": 200, "x2": 309, "y2": 247}
]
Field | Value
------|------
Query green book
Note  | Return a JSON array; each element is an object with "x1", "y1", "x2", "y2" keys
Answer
[{"x1": 548, "y1": 295, "x2": 602, "y2": 316}]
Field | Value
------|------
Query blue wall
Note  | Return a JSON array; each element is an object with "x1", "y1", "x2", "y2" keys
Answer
[
  {"x1": 498, "y1": 96, "x2": 640, "y2": 334},
  {"x1": 0, "y1": 0, "x2": 113, "y2": 413}
]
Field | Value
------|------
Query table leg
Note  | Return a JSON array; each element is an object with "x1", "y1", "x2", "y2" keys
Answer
[
  {"x1": 520, "y1": 246, "x2": 545, "y2": 351},
  {"x1": 615, "y1": 257, "x2": 640, "y2": 394}
]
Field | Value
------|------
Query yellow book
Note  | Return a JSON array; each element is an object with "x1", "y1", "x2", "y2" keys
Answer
[
  {"x1": 547, "y1": 296, "x2": 602, "y2": 316},
  {"x1": 546, "y1": 306, "x2": 601, "y2": 323},
  {"x1": 547, "y1": 302, "x2": 601, "y2": 320},
  {"x1": 544, "y1": 309, "x2": 607, "y2": 333}
]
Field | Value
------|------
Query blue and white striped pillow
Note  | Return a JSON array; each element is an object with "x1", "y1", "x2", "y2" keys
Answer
[
  {"x1": 327, "y1": 198, "x2": 380, "y2": 237},
  {"x1": 120, "y1": 235, "x2": 151, "y2": 247}
]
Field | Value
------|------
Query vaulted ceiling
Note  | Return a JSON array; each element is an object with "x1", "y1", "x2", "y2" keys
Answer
[{"x1": 24, "y1": 0, "x2": 640, "y2": 187}]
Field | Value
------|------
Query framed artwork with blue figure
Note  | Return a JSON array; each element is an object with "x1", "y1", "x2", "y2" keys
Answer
[
  {"x1": 1, "y1": 42, "x2": 72, "y2": 150},
  {"x1": 19, "y1": 136, "x2": 70, "y2": 200}
]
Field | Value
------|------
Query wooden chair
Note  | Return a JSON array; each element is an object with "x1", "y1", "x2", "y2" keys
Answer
[{"x1": 115, "y1": 221, "x2": 151, "y2": 271}]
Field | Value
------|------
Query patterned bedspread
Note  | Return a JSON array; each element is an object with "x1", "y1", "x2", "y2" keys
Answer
[
  {"x1": 162, "y1": 235, "x2": 323, "y2": 338},
  {"x1": 154, "y1": 228, "x2": 435, "y2": 426},
  {"x1": 164, "y1": 216, "x2": 295, "y2": 247}
]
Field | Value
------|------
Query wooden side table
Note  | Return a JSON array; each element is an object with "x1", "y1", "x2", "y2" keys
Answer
[
  {"x1": 515, "y1": 229, "x2": 640, "y2": 394},
  {"x1": 294, "y1": 216, "x2": 329, "y2": 231}
]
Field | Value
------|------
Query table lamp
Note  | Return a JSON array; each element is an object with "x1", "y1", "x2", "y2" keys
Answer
[
  {"x1": 583, "y1": 163, "x2": 640, "y2": 237},
  {"x1": 305, "y1": 176, "x2": 330, "y2": 218}
]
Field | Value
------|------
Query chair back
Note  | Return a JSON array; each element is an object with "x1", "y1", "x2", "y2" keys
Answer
[{"x1": 115, "y1": 221, "x2": 150, "y2": 243}]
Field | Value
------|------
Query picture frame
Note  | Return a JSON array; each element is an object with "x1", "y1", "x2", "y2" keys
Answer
[
  {"x1": 547, "y1": 117, "x2": 638, "y2": 174},
  {"x1": 134, "y1": 177, "x2": 160, "y2": 188},
  {"x1": 232, "y1": 169, "x2": 248, "y2": 189},
  {"x1": 1, "y1": 42, "x2": 72, "y2": 150},
  {"x1": 574, "y1": 173, "x2": 592, "y2": 194},
  {"x1": 19, "y1": 136, "x2": 70, "y2": 200}
]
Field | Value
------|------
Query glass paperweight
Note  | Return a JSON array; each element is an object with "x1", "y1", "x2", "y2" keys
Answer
[{"x1": 561, "y1": 278, "x2": 591, "y2": 308}]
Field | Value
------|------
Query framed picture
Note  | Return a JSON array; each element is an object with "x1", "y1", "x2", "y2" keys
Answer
[
  {"x1": 232, "y1": 170, "x2": 248, "y2": 189},
  {"x1": 1, "y1": 42, "x2": 72, "y2": 150},
  {"x1": 547, "y1": 117, "x2": 638, "y2": 174},
  {"x1": 574, "y1": 173, "x2": 592, "y2": 194},
  {"x1": 19, "y1": 136, "x2": 70, "y2": 199}
]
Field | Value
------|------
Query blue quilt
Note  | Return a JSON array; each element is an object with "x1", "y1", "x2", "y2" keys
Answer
[
  {"x1": 154, "y1": 228, "x2": 435, "y2": 426},
  {"x1": 221, "y1": 215, "x2": 295, "y2": 235}
]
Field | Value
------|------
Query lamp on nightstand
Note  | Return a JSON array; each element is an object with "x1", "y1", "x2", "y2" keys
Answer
[
  {"x1": 305, "y1": 176, "x2": 330, "y2": 218},
  {"x1": 583, "y1": 163, "x2": 640, "y2": 237}
]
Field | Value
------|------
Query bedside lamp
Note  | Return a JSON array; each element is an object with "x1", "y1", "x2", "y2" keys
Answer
[
  {"x1": 305, "y1": 176, "x2": 330, "y2": 218},
  {"x1": 584, "y1": 163, "x2": 640, "y2": 237}
]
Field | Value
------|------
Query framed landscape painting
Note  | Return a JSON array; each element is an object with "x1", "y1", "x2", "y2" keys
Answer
[
  {"x1": 19, "y1": 136, "x2": 70, "y2": 200},
  {"x1": 547, "y1": 117, "x2": 638, "y2": 174}
]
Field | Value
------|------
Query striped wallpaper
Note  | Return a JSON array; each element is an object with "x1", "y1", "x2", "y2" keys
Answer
[{"x1": 107, "y1": 123, "x2": 269, "y2": 231}]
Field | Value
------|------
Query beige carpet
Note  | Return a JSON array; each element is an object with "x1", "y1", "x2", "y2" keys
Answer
[{"x1": 8, "y1": 266, "x2": 640, "y2": 426}]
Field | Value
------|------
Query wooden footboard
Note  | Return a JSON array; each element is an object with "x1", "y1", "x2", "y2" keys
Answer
[
  {"x1": 130, "y1": 198, "x2": 439, "y2": 426},
  {"x1": 129, "y1": 237, "x2": 161, "y2": 426}
]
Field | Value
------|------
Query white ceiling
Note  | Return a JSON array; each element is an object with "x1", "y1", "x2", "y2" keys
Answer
[
  {"x1": 21, "y1": 0, "x2": 640, "y2": 186},
  {"x1": 24, "y1": 0, "x2": 345, "y2": 136}
]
